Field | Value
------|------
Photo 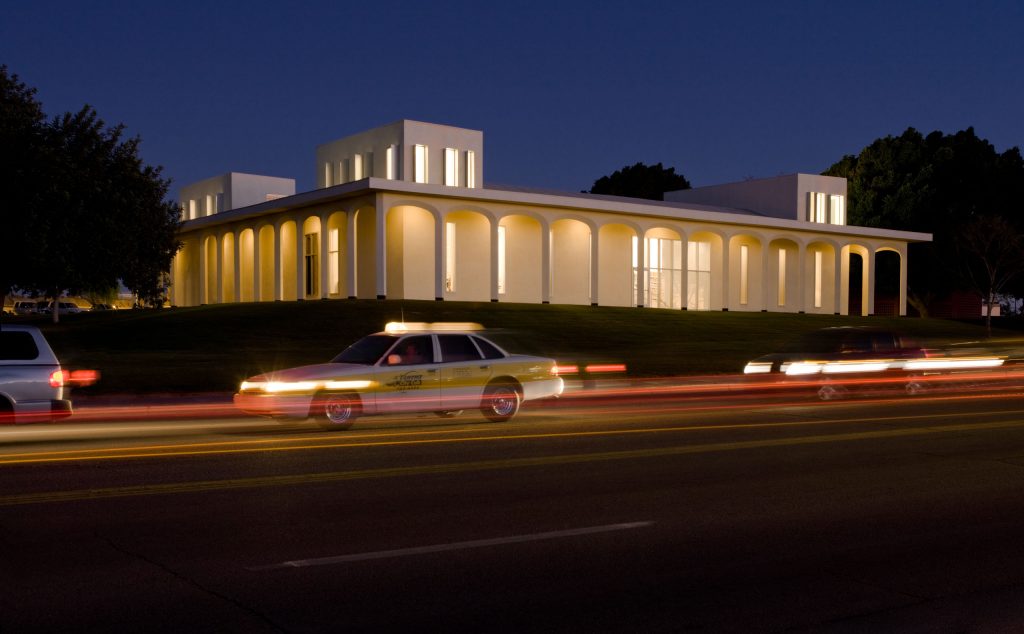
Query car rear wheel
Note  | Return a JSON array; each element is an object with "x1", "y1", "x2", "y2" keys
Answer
[
  {"x1": 481, "y1": 384, "x2": 520, "y2": 422},
  {"x1": 315, "y1": 392, "x2": 359, "y2": 430}
]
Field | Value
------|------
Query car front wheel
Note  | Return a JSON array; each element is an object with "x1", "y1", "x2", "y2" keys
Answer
[
  {"x1": 481, "y1": 384, "x2": 520, "y2": 422},
  {"x1": 315, "y1": 392, "x2": 359, "y2": 430}
]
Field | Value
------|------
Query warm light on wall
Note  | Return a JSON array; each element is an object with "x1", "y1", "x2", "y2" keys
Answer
[{"x1": 740, "y1": 244, "x2": 748, "y2": 305}]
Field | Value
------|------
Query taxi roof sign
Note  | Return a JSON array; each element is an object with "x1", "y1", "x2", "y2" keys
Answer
[{"x1": 384, "y1": 321, "x2": 484, "y2": 334}]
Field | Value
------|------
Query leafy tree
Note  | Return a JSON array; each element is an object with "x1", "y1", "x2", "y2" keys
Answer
[
  {"x1": 0, "y1": 67, "x2": 181, "y2": 321},
  {"x1": 824, "y1": 127, "x2": 1024, "y2": 317},
  {"x1": 0, "y1": 66, "x2": 48, "y2": 308},
  {"x1": 587, "y1": 162, "x2": 691, "y2": 200}
]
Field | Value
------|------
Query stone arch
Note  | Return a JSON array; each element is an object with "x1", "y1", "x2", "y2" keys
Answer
[
  {"x1": 805, "y1": 239, "x2": 839, "y2": 314},
  {"x1": 279, "y1": 220, "x2": 299, "y2": 301},
  {"x1": 641, "y1": 226, "x2": 685, "y2": 309},
  {"x1": 443, "y1": 209, "x2": 491, "y2": 302},
  {"x1": 497, "y1": 213, "x2": 543, "y2": 304},
  {"x1": 550, "y1": 218, "x2": 593, "y2": 305},
  {"x1": 239, "y1": 228, "x2": 255, "y2": 302},
  {"x1": 842, "y1": 243, "x2": 871, "y2": 316},
  {"x1": 727, "y1": 232, "x2": 765, "y2": 312},
  {"x1": 598, "y1": 223, "x2": 639, "y2": 307},
  {"x1": 257, "y1": 224, "x2": 275, "y2": 301},
  {"x1": 687, "y1": 229, "x2": 726, "y2": 310},
  {"x1": 875, "y1": 247, "x2": 903, "y2": 316},
  {"x1": 386, "y1": 205, "x2": 436, "y2": 300},
  {"x1": 767, "y1": 237, "x2": 801, "y2": 313}
]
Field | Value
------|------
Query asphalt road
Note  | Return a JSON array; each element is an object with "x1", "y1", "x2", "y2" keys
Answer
[{"x1": 3, "y1": 387, "x2": 1024, "y2": 632}]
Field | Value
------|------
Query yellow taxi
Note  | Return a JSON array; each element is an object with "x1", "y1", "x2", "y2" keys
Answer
[{"x1": 234, "y1": 322, "x2": 564, "y2": 429}]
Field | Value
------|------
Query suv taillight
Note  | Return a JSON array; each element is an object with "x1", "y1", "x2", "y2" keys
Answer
[{"x1": 49, "y1": 369, "x2": 66, "y2": 388}]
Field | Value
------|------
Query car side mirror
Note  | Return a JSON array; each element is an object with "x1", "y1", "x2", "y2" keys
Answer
[{"x1": 387, "y1": 354, "x2": 402, "y2": 366}]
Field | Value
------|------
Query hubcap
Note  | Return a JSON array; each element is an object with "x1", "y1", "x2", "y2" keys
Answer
[{"x1": 491, "y1": 390, "x2": 516, "y2": 416}]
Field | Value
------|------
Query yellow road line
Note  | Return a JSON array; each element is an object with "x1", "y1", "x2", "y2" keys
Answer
[
  {"x1": 1, "y1": 416, "x2": 1023, "y2": 507},
  {"x1": 2, "y1": 406, "x2": 1024, "y2": 465}
]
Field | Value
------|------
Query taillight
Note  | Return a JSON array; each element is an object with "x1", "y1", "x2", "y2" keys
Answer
[{"x1": 49, "y1": 369, "x2": 66, "y2": 388}]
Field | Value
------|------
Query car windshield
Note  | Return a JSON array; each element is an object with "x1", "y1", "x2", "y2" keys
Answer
[{"x1": 330, "y1": 334, "x2": 399, "y2": 365}]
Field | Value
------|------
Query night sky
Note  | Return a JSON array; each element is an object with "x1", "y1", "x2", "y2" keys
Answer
[{"x1": 3, "y1": 1, "x2": 1022, "y2": 199}]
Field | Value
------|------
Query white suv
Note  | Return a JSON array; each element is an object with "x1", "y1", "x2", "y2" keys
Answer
[{"x1": 0, "y1": 325, "x2": 73, "y2": 423}]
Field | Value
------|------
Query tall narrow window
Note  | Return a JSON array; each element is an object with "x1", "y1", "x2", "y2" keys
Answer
[
  {"x1": 466, "y1": 150, "x2": 476, "y2": 188},
  {"x1": 386, "y1": 145, "x2": 397, "y2": 180},
  {"x1": 740, "y1": 245, "x2": 749, "y2": 305},
  {"x1": 304, "y1": 233, "x2": 319, "y2": 298},
  {"x1": 444, "y1": 148, "x2": 458, "y2": 186},
  {"x1": 445, "y1": 222, "x2": 456, "y2": 292},
  {"x1": 215, "y1": 193, "x2": 224, "y2": 214},
  {"x1": 814, "y1": 193, "x2": 827, "y2": 223},
  {"x1": 687, "y1": 240, "x2": 711, "y2": 311},
  {"x1": 324, "y1": 162, "x2": 333, "y2": 187},
  {"x1": 365, "y1": 152, "x2": 373, "y2": 178},
  {"x1": 353, "y1": 154, "x2": 363, "y2": 180},
  {"x1": 829, "y1": 195, "x2": 845, "y2": 225},
  {"x1": 205, "y1": 194, "x2": 214, "y2": 217},
  {"x1": 497, "y1": 225, "x2": 506, "y2": 295},
  {"x1": 188, "y1": 199, "x2": 197, "y2": 220},
  {"x1": 414, "y1": 144, "x2": 428, "y2": 183},
  {"x1": 328, "y1": 228, "x2": 340, "y2": 295},
  {"x1": 341, "y1": 158, "x2": 350, "y2": 184},
  {"x1": 814, "y1": 250, "x2": 823, "y2": 308},
  {"x1": 778, "y1": 249, "x2": 787, "y2": 307}
]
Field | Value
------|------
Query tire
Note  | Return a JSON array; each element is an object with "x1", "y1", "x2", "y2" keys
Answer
[
  {"x1": 314, "y1": 392, "x2": 359, "y2": 430},
  {"x1": 817, "y1": 384, "x2": 846, "y2": 401},
  {"x1": 434, "y1": 410, "x2": 463, "y2": 418},
  {"x1": 480, "y1": 383, "x2": 521, "y2": 423}
]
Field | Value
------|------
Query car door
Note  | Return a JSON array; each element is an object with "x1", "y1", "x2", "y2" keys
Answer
[
  {"x1": 437, "y1": 334, "x2": 493, "y2": 411},
  {"x1": 373, "y1": 335, "x2": 441, "y2": 413}
]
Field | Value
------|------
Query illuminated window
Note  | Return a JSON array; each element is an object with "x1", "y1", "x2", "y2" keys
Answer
[
  {"x1": 386, "y1": 145, "x2": 396, "y2": 180},
  {"x1": 304, "y1": 233, "x2": 319, "y2": 298},
  {"x1": 414, "y1": 144, "x2": 428, "y2": 183},
  {"x1": 740, "y1": 245, "x2": 749, "y2": 305},
  {"x1": 445, "y1": 221, "x2": 456, "y2": 291},
  {"x1": 188, "y1": 199, "x2": 197, "y2": 220},
  {"x1": 814, "y1": 250, "x2": 823, "y2": 308},
  {"x1": 687, "y1": 240, "x2": 711, "y2": 311},
  {"x1": 829, "y1": 195, "x2": 845, "y2": 225},
  {"x1": 444, "y1": 148, "x2": 458, "y2": 187},
  {"x1": 778, "y1": 249, "x2": 787, "y2": 306},
  {"x1": 324, "y1": 162, "x2": 333, "y2": 187},
  {"x1": 353, "y1": 154, "x2": 363, "y2": 181},
  {"x1": 328, "y1": 228, "x2": 340, "y2": 295},
  {"x1": 497, "y1": 225, "x2": 506, "y2": 295},
  {"x1": 466, "y1": 150, "x2": 476, "y2": 188},
  {"x1": 205, "y1": 194, "x2": 214, "y2": 217}
]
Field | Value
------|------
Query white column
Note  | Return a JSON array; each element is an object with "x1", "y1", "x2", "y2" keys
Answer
[
  {"x1": 252, "y1": 226, "x2": 262, "y2": 302},
  {"x1": 213, "y1": 234, "x2": 224, "y2": 304},
  {"x1": 375, "y1": 194, "x2": 386, "y2": 299},
  {"x1": 274, "y1": 221, "x2": 283, "y2": 301},
  {"x1": 589, "y1": 228, "x2": 599, "y2": 306},
  {"x1": 719, "y1": 238, "x2": 730, "y2": 311},
  {"x1": 320, "y1": 213, "x2": 330, "y2": 299},
  {"x1": 490, "y1": 220, "x2": 500, "y2": 302},
  {"x1": 346, "y1": 211, "x2": 357, "y2": 298},
  {"x1": 436, "y1": 215, "x2": 445, "y2": 300},
  {"x1": 635, "y1": 236, "x2": 646, "y2": 308},
  {"x1": 899, "y1": 247, "x2": 908, "y2": 316},
  {"x1": 233, "y1": 229, "x2": 242, "y2": 303},
  {"x1": 796, "y1": 243, "x2": 806, "y2": 313},
  {"x1": 198, "y1": 236, "x2": 207, "y2": 305},
  {"x1": 833, "y1": 249, "x2": 843, "y2": 315},
  {"x1": 541, "y1": 225, "x2": 551, "y2": 303},
  {"x1": 762, "y1": 245, "x2": 772, "y2": 311},
  {"x1": 679, "y1": 237, "x2": 689, "y2": 310},
  {"x1": 866, "y1": 249, "x2": 877, "y2": 316},
  {"x1": 295, "y1": 217, "x2": 304, "y2": 299}
]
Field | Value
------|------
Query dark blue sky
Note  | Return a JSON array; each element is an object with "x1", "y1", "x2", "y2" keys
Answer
[{"x1": 4, "y1": 1, "x2": 1022, "y2": 198}]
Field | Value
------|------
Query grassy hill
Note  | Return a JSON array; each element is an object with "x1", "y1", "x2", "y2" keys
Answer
[{"x1": 5, "y1": 300, "x2": 1013, "y2": 395}]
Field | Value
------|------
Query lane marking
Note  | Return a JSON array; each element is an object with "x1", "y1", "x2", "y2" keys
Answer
[
  {"x1": 3, "y1": 417, "x2": 1024, "y2": 506},
  {"x1": 248, "y1": 521, "x2": 654, "y2": 571},
  {"x1": 4, "y1": 405, "x2": 1024, "y2": 466}
]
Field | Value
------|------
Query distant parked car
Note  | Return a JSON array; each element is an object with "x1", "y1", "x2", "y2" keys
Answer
[
  {"x1": 89, "y1": 303, "x2": 117, "y2": 311},
  {"x1": 13, "y1": 301, "x2": 39, "y2": 315},
  {"x1": 38, "y1": 301, "x2": 83, "y2": 315}
]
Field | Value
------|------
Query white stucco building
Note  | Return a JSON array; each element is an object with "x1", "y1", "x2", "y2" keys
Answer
[{"x1": 170, "y1": 120, "x2": 931, "y2": 315}]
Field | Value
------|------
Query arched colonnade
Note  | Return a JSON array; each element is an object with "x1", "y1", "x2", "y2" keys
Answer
[{"x1": 172, "y1": 198, "x2": 907, "y2": 316}]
